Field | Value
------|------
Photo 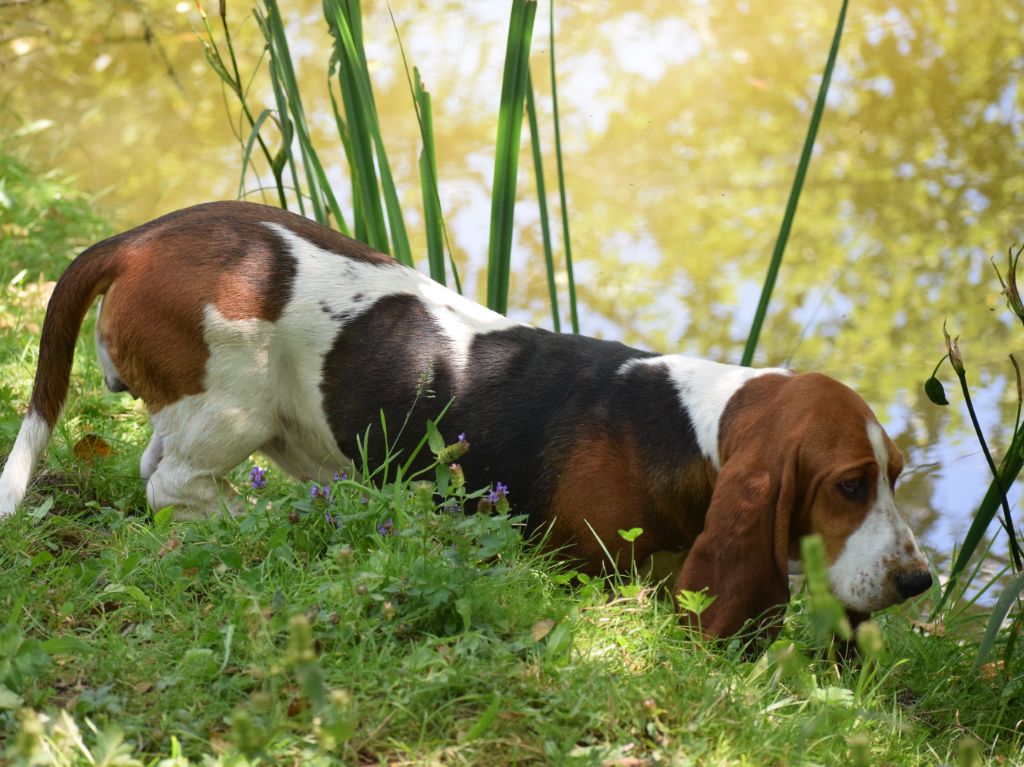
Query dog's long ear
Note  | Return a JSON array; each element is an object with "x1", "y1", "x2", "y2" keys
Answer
[{"x1": 674, "y1": 445, "x2": 797, "y2": 639}]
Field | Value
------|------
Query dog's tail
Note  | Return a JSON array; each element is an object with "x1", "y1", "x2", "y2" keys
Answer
[{"x1": 0, "y1": 236, "x2": 124, "y2": 516}]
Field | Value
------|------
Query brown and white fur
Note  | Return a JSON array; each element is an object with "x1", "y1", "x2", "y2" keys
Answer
[{"x1": 0, "y1": 201, "x2": 932, "y2": 638}]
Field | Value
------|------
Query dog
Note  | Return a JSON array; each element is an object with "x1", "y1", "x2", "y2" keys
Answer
[{"x1": 0, "y1": 200, "x2": 932, "y2": 637}]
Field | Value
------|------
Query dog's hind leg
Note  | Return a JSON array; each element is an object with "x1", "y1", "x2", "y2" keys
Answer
[
  {"x1": 140, "y1": 431, "x2": 164, "y2": 481},
  {"x1": 145, "y1": 394, "x2": 271, "y2": 519},
  {"x1": 146, "y1": 455, "x2": 235, "y2": 520}
]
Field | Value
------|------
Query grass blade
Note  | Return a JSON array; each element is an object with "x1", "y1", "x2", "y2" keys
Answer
[
  {"x1": 486, "y1": 0, "x2": 538, "y2": 315},
  {"x1": 739, "y1": 0, "x2": 848, "y2": 366},
  {"x1": 548, "y1": 0, "x2": 578, "y2": 333},
  {"x1": 974, "y1": 571, "x2": 1024, "y2": 668},
  {"x1": 526, "y1": 69, "x2": 560, "y2": 331}
]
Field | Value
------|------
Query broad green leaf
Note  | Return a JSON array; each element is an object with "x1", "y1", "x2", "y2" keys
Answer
[{"x1": 0, "y1": 685, "x2": 22, "y2": 710}]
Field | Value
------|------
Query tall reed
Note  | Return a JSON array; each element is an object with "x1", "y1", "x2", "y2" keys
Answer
[
  {"x1": 486, "y1": 0, "x2": 538, "y2": 315},
  {"x1": 928, "y1": 248, "x2": 1024, "y2": 586},
  {"x1": 926, "y1": 245, "x2": 1024, "y2": 676},
  {"x1": 740, "y1": 0, "x2": 848, "y2": 366},
  {"x1": 199, "y1": 0, "x2": 576, "y2": 323}
]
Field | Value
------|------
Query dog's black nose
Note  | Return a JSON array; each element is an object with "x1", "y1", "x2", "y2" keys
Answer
[{"x1": 894, "y1": 570, "x2": 932, "y2": 600}]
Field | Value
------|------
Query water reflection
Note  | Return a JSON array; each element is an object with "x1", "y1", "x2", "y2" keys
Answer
[{"x1": 3, "y1": 0, "x2": 1023, "y2": 585}]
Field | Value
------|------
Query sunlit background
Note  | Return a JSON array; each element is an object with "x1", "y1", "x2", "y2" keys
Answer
[{"x1": 3, "y1": 0, "x2": 1023, "y2": 583}]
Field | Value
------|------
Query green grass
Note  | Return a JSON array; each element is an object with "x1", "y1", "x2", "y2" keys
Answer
[{"x1": 2, "y1": 153, "x2": 1023, "y2": 765}]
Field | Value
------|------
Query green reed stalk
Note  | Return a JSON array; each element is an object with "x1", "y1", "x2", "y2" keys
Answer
[
  {"x1": 259, "y1": 31, "x2": 304, "y2": 216},
  {"x1": 325, "y1": 0, "x2": 388, "y2": 250},
  {"x1": 238, "y1": 108, "x2": 274, "y2": 197},
  {"x1": 414, "y1": 69, "x2": 445, "y2": 285},
  {"x1": 324, "y1": 0, "x2": 412, "y2": 265},
  {"x1": 526, "y1": 70, "x2": 560, "y2": 331},
  {"x1": 486, "y1": 0, "x2": 538, "y2": 315},
  {"x1": 740, "y1": 0, "x2": 848, "y2": 366},
  {"x1": 259, "y1": 0, "x2": 346, "y2": 228},
  {"x1": 197, "y1": 2, "x2": 287, "y2": 209},
  {"x1": 934, "y1": 331, "x2": 1023, "y2": 613},
  {"x1": 326, "y1": 71, "x2": 370, "y2": 242},
  {"x1": 952, "y1": 368, "x2": 1024, "y2": 574},
  {"x1": 942, "y1": 429, "x2": 1024, "y2": 604},
  {"x1": 549, "y1": 0, "x2": 578, "y2": 333},
  {"x1": 388, "y1": 8, "x2": 461, "y2": 292}
]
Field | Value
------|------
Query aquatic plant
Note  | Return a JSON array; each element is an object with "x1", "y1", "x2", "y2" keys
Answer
[
  {"x1": 926, "y1": 241, "x2": 1024, "y2": 679},
  {"x1": 197, "y1": 0, "x2": 577, "y2": 327}
]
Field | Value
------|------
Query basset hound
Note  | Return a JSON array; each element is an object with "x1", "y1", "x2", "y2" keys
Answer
[{"x1": 0, "y1": 201, "x2": 932, "y2": 638}]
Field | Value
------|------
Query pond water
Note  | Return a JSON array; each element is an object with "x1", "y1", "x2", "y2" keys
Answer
[{"x1": 4, "y1": 0, "x2": 1023, "y2": 589}]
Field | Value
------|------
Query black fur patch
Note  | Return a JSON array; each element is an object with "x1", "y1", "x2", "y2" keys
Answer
[
  {"x1": 320, "y1": 293, "x2": 458, "y2": 469},
  {"x1": 320, "y1": 299, "x2": 704, "y2": 531}
]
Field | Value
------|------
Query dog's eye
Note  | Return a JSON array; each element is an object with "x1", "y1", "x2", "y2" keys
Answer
[{"x1": 837, "y1": 478, "x2": 866, "y2": 501}]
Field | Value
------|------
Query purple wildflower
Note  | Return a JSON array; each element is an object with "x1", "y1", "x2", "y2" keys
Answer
[
  {"x1": 458, "y1": 433, "x2": 467, "y2": 443},
  {"x1": 332, "y1": 469, "x2": 350, "y2": 483},
  {"x1": 310, "y1": 483, "x2": 332, "y2": 501},
  {"x1": 249, "y1": 465, "x2": 267, "y2": 490},
  {"x1": 360, "y1": 494, "x2": 369, "y2": 506},
  {"x1": 378, "y1": 518, "x2": 394, "y2": 536},
  {"x1": 488, "y1": 482, "x2": 509, "y2": 505}
]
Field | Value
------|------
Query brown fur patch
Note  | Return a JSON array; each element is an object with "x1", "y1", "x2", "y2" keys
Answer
[
  {"x1": 674, "y1": 371, "x2": 910, "y2": 638},
  {"x1": 546, "y1": 426, "x2": 714, "y2": 574},
  {"x1": 719, "y1": 372, "x2": 893, "y2": 565},
  {"x1": 93, "y1": 202, "x2": 392, "y2": 411}
]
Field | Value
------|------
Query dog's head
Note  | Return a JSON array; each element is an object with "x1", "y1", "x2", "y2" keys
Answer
[{"x1": 675, "y1": 371, "x2": 931, "y2": 638}]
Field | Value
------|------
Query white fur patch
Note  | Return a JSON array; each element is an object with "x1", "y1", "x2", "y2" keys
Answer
[
  {"x1": 828, "y1": 419, "x2": 927, "y2": 612},
  {"x1": 265, "y1": 224, "x2": 518, "y2": 386},
  {"x1": 144, "y1": 223, "x2": 521, "y2": 515},
  {"x1": 620, "y1": 356, "x2": 791, "y2": 468},
  {"x1": 0, "y1": 411, "x2": 51, "y2": 517},
  {"x1": 146, "y1": 300, "x2": 345, "y2": 512}
]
